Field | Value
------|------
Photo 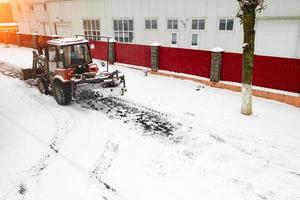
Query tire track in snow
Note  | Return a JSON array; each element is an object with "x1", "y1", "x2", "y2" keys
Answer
[
  {"x1": 80, "y1": 97, "x2": 180, "y2": 138},
  {"x1": 0, "y1": 80, "x2": 74, "y2": 200}
]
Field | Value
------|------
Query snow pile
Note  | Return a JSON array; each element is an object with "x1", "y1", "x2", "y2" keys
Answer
[{"x1": 0, "y1": 44, "x2": 300, "y2": 200}]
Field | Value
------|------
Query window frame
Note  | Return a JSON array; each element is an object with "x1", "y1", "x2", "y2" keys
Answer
[
  {"x1": 218, "y1": 18, "x2": 234, "y2": 31},
  {"x1": 191, "y1": 18, "x2": 206, "y2": 31},
  {"x1": 145, "y1": 18, "x2": 158, "y2": 31},
  {"x1": 113, "y1": 18, "x2": 134, "y2": 43},
  {"x1": 82, "y1": 18, "x2": 101, "y2": 41},
  {"x1": 191, "y1": 33, "x2": 198, "y2": 47},
  {"x1": 166, "y1": 18, "x2": 179, "y2": 31},
  {"x1": 170, "y1": 32, "x2": 178, "y2": 47}
]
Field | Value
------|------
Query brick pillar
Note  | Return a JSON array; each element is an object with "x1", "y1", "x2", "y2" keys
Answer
[
  {"x1": 16, "y1": 32, "x2": 22, "y2": 47},
  {"x1": 32, "y1": 33, "x2": 38, "y2": 49},
  {"x1": 108, "y1": 39, "x2": 116, "y2": 64},
  {"x1": 210, "y1": 47, "x2": 224, "y2": 82},
  {"x1": 150, "y1": 42, "x2": 161, "y2": 72}
]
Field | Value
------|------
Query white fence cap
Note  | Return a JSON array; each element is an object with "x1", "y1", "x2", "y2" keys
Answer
[
  {"x1": 109, "y1": 38, "x2": 117, "y2": 43},
  {"x1": 151, "y1": 42, "x2": 161, "y2": 46},
  {"x1": 211, "y1": 47, "x2": 224, "y2": 52}
]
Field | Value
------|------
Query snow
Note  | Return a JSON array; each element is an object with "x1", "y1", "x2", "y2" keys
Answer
[
  {"x1": 0, "y1": 44, "x2": 33, "y2": 69},
  {"x1": 0, "y1": 23, "x2": 18, "y2": 27},
  {"x1": 211, "y1": 47, "x2": 224, "y2": 52},
  {"x1": 243, "y1": 43, "x2": 249, "y2": 48},
  {"x1": 150, "y1": 42, "x2": 161, "y2": 46},
  {"x1": 1, "y1": 44, "x2": 300, "y2": 200}
]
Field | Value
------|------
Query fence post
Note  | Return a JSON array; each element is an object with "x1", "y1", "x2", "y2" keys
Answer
[
  {"x1": 210, "y1": 47, "x2": 224, "y2": 82},
  {"x1": 16, "y1": 32, "x2": 22, "y2": 47},
  {"x1": 150, "y1": 42, "x2": 161, "y2": 72},
  {"x1": 108, "y1": 39, "x2": 116, "y2": 64}
]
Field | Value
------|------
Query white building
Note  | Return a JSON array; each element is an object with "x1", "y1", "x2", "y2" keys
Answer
[{"x1": 10, "y1": 0, "x2": 300, "y2": 58}]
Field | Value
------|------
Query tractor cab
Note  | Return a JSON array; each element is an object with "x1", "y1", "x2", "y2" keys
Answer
[
  {"x1": 45, "y1": 38, "x2": 92, "y2": 71},
  {"x1": 23, "y1": 37, "x2": 126, "y2": 105}
]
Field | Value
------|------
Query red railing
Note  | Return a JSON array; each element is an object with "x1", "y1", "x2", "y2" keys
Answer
[
  {"x1": 115, "y1": 43, "x2": 151, "y2": 68},
  {"x1": 89, "y1": 40, "x2": 108, "y2": 61},
  {"x1": 159, "y1": 47, "x2": 211, "y2": 78}
]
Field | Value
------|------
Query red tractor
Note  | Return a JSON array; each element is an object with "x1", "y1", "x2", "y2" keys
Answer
[{"x1": 23, "y1": 37, "x2": 126, "y2": 105}]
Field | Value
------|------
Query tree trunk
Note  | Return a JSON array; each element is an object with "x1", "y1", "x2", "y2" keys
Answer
[{"x1": 241, "y1": 8, "x2": 256, "y2": 115}]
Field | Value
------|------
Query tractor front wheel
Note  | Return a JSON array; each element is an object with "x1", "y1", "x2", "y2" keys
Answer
[
  {"x1": 52, "y1": 80, "x2": 72, "y2": 105},
  {"x1": 37, "y1": 78, "x2": 49, "y2": 95}
]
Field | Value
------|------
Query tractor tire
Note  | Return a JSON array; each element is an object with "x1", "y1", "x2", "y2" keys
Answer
[
  {"x1": 37, "y1": 78, "x2": 49, "y2": 95},
  {"x1": 52, "y1": 80, "x2": 72, "y2": 105}
]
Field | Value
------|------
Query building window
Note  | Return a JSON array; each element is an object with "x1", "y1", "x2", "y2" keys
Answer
[
  {"x1": 167, "y1": 19, "x2": 178, "y2": 30},
  {"x1": 83, "y1": 19, "x2": 100, "y2": 40},
  {"x1": 113, "y1": 19, "x2": 134, "y2": 43},
  {"x1": 191, "y1": 19, "x2": 205, "y2": 30},
  {"x1": 171, "y1": 33, "x2": 177, "y2": 45},
  {"x1": 145, "y1": 19, "x2": 158, "y2": 30},
  {"x1": 191, "y1": 34, "x2": 198, "y2": 46},
  {"x1": 219, "y1": 19, "x2": 234, "y2": 31}
]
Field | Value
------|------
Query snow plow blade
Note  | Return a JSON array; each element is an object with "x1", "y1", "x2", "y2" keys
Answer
[
  {"x1": 21, "y1": 68, "x2": 33, "y2": 80},
  {"x1": 72, "y1": 70, "x2": 126, "y2": 101}
]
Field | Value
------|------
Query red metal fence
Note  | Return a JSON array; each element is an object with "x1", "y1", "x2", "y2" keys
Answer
[
  {"x1": 221, "y1": 52, "x2": 300, "y2": 93},
  {"x1": 1, "y1": 32, "x2": 300, "y2": 93},
  {"x1": 8, "y1": 32, "x2": 17, "y2": 45},
  {"x1": 20, "y1": 34, "x2": 33, "y2": 48},
  {"x1": 115, "y1": 43, "x2": 151, "y2": 67},
  {"x1": 253, "y1": 55, "x2": 300, "y2": 93},
  {"x1": 159, "y1": 47, "x2": 211, "y2": 78},
  {"x1": 89, "y1": 40, "x2": 108, "y2": 61},
  {"x1": 221, "y1": 52, "x2": 243, "y2": 83}
]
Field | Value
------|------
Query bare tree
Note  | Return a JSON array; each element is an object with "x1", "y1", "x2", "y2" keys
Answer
[{"x1": 237, "y1": 0, "x2": 265, "y2": 115}]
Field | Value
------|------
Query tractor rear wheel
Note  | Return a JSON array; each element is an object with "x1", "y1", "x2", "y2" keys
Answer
[
  {"x1": 52, "y1": 80, "x2": 72, "y2": 105},
  {"x1": 37, "y1": 78, "x2": 49, "y2": 95}
]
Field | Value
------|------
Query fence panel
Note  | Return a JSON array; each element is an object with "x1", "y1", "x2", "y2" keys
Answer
[
  {"x1": 253, "y1": 55, "x2": 300, "y2": 93},
  {"x1": 221, "y1": 52, "x2": 243, "y2": 83},
  {"x1": 8, "y1": 32, "x2": 17, "y2": 45},
  {"x1": 89, "y1": 40, "x2": 108, "y2": 61},
  {"x1": 115, "y1": 43, "x2": 151, "y2": 67},
  {"x1": 0, "y1": 32, "x2": 3, "y2": 43},
  {"x1": 159, "y1": 47, "x2": 211, "y2": 78},
  {"x1": 21, "y1": 34, "x2": 33, "y2": 48}
]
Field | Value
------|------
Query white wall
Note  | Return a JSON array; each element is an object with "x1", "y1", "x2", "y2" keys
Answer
[{"x1": 10, "y1": 0, "x2": 300, "y2": 58}]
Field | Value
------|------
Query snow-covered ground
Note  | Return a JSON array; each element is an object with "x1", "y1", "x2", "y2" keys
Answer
[{"x1": 0, "y1": 44, "x2": 300, "y2": 200}]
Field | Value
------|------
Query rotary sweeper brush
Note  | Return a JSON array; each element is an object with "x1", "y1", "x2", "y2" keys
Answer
[{"x1": 21, "y1": 37, "x2": 126, "y2": 105}]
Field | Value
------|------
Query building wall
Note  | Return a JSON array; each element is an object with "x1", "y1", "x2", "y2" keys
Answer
[{"x1": 9, "y1": 0, "x2": 300, "y2": 58}]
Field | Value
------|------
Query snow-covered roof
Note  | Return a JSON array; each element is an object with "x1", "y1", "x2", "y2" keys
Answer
[{"x1": 46, "y1": 37, "x2": 89, "y2": 46}]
